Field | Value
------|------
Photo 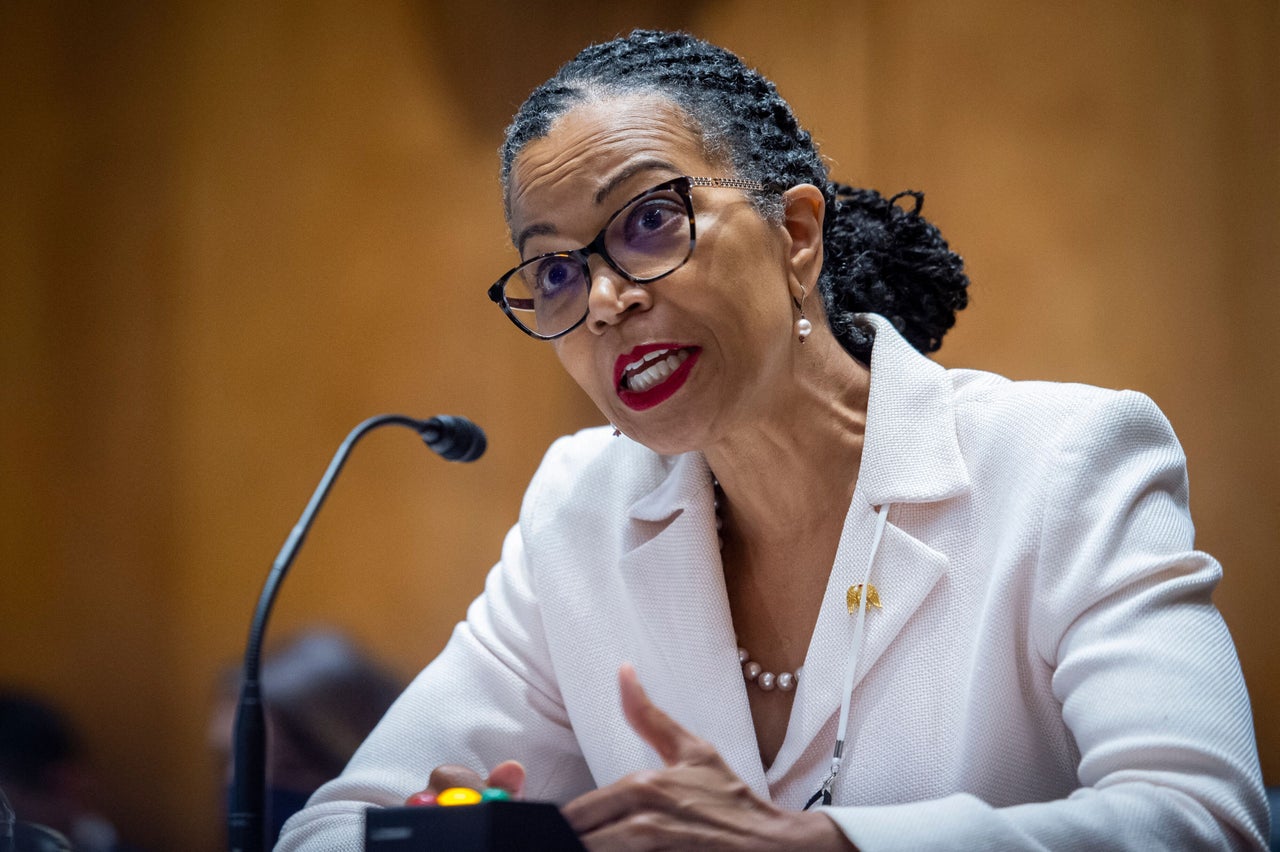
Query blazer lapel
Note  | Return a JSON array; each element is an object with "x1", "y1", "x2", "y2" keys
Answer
[
  {"x1": 615, "y1": 451, "x2": 770, "y2": 797},
  {"x1": 768, "y1": 314, "x2": 969, "y2": 784},
  {"x1": 767, "y1": 496, "x2": 949, "y2": 783}
]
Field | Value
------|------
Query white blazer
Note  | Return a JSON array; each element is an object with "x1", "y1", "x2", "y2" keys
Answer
[{"x1": 278, "y1": 314, "x2": 1268, "y2": 851}]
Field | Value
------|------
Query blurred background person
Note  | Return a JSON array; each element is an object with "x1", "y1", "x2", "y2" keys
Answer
[
  {"x1": 0, "y1": 690, "x2": 134, "y2": 852},
  {"x1": 207, "y1": 628, "x2": 403, "y2": 846}
]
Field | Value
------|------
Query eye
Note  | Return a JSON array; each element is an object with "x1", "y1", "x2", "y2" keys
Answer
[
  {"x1": 531, "y1": 255, "x2": 584, "y2": 299},
  {"x1": 618, "y1": 194, "x2": 686, "y2": 248}
]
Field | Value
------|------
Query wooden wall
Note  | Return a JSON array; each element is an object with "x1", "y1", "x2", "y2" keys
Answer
[{"x1": 2, "y1": 3, "x2": 1275, "y2": 848}]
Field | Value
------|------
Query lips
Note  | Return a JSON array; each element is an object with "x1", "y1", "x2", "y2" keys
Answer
[{"x1": 614, "y1": 343, "x2": 701, "y2": 411}]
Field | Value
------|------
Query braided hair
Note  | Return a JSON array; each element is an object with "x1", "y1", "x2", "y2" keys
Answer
[{"x1": 500, "y1": 30, "x2": 969, "y2": 361}]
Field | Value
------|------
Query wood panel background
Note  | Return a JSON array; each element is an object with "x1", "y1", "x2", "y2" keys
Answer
[{"x1": 2, "y1": 2, "x2": 1275, "y2": 848}]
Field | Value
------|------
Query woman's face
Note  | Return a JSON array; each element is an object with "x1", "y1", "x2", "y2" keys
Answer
[{"x1": 507, "y1": 95, "x2": 804, "y2": 454}]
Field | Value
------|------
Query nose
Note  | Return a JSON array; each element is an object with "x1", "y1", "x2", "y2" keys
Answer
[{"x1": 585, "y1": 257, "x2": 651, "y2": 334}]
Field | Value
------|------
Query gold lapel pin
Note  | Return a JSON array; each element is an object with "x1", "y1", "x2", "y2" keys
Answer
[{"x1": 847, "y1": 583, "x2": 882, "y2": 613}]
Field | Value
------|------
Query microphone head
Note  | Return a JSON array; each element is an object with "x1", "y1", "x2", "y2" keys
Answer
[{"x1": 420, "y1": 415, "x2": 486, "y2": 462}]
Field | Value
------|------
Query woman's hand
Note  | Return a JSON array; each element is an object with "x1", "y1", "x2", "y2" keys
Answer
[
  {"x1": 405, "y1": 759, "x2": 526, "y2": 804},
  {"x1": 563, "y1": 664, "x2": 853, "y2": 851}
]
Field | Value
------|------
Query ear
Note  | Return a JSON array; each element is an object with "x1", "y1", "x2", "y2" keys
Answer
[{"x1": 782, "y1": 183, "x2": 826, "y2": 301}]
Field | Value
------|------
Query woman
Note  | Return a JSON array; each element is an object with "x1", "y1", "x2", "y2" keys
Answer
[{"x1": 278, "y1": 31, "x2": 1268, "y2": 850}]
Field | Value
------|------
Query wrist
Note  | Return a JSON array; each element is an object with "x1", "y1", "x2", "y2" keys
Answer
[{"x1": 774, "y1": 809, "x2": 856, "y2": 852}]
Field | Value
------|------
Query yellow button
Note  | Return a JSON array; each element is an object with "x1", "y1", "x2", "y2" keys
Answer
[{"x1": 436, "y1": 787, "x2": 483, "y2": 807}]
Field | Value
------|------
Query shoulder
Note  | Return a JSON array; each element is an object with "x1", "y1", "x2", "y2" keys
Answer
[
  {"x1": 525, "y1": 424, "x2": 618, "y2": 487},
  {"x1": 947, "y1": 368, "x2": 1183, "y2": 473}
]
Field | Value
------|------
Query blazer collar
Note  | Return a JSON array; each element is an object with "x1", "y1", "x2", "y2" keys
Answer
[
  {"x1": 856, "y1": 313, "x2": 970, "y2": 506},
  {"x1": 627, "y1": 450, "x2": 709, "y2": 523}
]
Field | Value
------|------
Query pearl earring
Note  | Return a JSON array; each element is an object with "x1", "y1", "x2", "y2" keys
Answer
[{"x1": 794, "y1": 286, "x2": 812, "y2": 344}]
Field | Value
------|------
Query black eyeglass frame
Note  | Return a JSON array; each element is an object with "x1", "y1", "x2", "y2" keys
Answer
[{"x1": 487, "y1": 175, "x2": 769, "y2": 340}]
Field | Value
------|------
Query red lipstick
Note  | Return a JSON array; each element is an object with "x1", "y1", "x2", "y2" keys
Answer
[{"x1": 615, "y1": 344, "x2": 701, "y2": 411}]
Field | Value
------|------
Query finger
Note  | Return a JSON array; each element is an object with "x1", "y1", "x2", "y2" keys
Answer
[
  {"x1": 618, "y1": 662, "x2": 703, "y2": 767},
  {"x1": 563, "y1": 769, "x2": 664, "y2": 836},
  {"x1": 578, "y1": 809, "x2": 676, "y2": 852},
  {"x1": 486, "y1": 760, "x2": 526, "y2": 798},
  {"x1": 425, "y1": 763, "x2": 485, "y2": 795}
]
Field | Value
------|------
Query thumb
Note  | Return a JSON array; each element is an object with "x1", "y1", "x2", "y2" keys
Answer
[
  {"x1": 486, "y1": 760, "x2": 526, "y2": 799},
  {"x1": 618, "y1": 662, "x2": 704, "y2": 766}
]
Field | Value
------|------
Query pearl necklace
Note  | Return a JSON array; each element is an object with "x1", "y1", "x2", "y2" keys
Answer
[
  {"x1": 715, "y1": 479, "x2": 800, "y2": 694},
  {"x1": 738, "y1": 643, "x2": 798, "y2": 692}
]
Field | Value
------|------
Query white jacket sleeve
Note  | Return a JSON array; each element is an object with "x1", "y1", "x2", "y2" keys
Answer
[
  {"x1": 825, "y1": 391, "x2": 1269, "y2": 850},
  {"x1": 274, "y1": 523, "x2": 594, "y2": 852}
]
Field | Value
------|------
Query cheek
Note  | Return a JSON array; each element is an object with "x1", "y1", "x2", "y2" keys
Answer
[
  {"x1": 700, "y1": 232, "x2": 792, "y2": 328},
  {"x1": 554, "y1": 336, "x2": 611, "y2": 399}
]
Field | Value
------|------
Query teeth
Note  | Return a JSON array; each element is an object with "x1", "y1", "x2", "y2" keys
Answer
[
  {"x1": 623, "y1": 349, "x2": 670, "y2": 374},
  {"x1": 623, "y1": 349, "x2": 689, "y2": 392}
]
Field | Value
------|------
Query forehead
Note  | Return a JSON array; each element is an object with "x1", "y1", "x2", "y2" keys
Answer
[{"x1": 508, "y1": 95, "x2": 717, "y2": 231}]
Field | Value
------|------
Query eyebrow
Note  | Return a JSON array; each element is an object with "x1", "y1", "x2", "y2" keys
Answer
[
  {"x1": 515, "y1": 223, "x2": 557, "y2": 256},
  {"x1": 594, "y1": 159, "x2": 680, "y2": 204},
  {"x1": 515, "y1": 158, "x2": 682, "y2": 256}
]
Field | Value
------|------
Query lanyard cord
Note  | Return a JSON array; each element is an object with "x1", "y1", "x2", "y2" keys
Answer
[{"x1": 803, "y1": 502, "x2": 890, "y2": 811}]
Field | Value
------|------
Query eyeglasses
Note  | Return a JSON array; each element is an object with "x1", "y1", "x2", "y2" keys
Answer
[{"x1": 488, "y1": 175, "x2": 768, "y2": 340}]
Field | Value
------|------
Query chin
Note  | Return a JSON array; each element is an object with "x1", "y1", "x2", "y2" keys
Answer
[
  {"x1": 596, "y1": 386, "x2": 711, "y2": 454},
  {"x1": 615, "y1": 417, "x2": 708, "y2": 456}
]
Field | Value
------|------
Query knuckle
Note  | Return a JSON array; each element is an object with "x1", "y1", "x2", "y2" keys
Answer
[
  {"x1": 684, "y1": 740, "x2": 718, "y2": 764},
  {"x1": 628, "y1": 811, "x2": 667, "y2": 839},
  {"x1": 629, "y1": 769, "x2": 661, "y2": 787},
  {"x1": 622, "y1": 770, "x2": 672, "y2": 808},
  {"x1": 428, "y1": 763, "x2": 481, "y2": 791}
]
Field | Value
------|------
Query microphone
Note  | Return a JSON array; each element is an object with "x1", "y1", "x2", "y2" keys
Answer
[
  {"x1": 419, "y1": 414, "x2": 486, "y2": 462},
  {"x1": 228, "y1": 414, "x2": 486, "y2": 852}
]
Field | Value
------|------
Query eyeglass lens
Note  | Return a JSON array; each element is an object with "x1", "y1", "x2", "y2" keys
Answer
[{"x1": 501, "y1": 184, "x2": 693, "y2": 337}]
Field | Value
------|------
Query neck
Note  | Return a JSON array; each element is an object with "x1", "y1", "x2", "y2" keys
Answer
[{"x1": 704, "y1": 329, "x2": 870, "y2": 548}]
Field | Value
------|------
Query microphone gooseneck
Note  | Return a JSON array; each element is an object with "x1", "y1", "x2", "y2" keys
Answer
[{"x1": 228, "y1": 414, "x2": 486, "y2": 852}]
